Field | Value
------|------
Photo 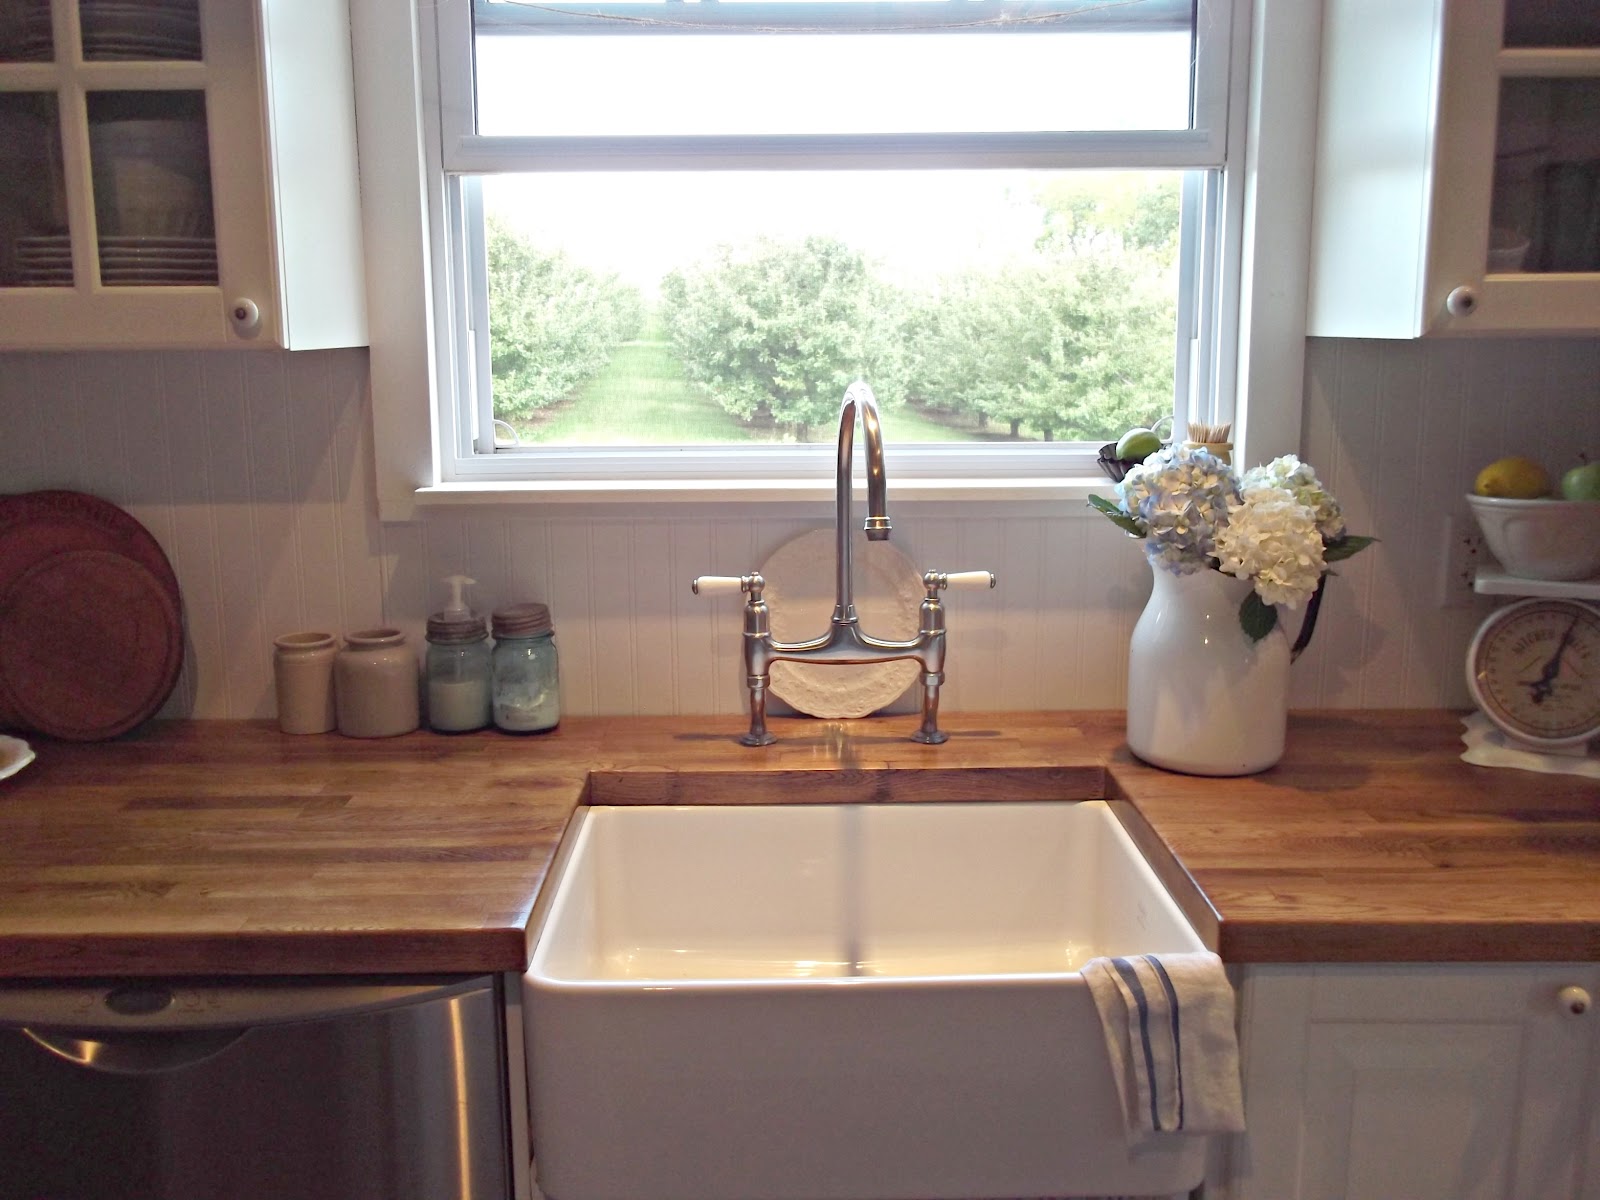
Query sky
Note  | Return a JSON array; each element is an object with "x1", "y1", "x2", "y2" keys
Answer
[
  {"x1": 474, "y1": 31, "x2": 1190, "y2": 138},
  {"x1": 472, "y1": 23, "x2": 1190, "y2": 292},
  {"x1": 481, "y1": 170, "x2": 1069, "y2": 291}
]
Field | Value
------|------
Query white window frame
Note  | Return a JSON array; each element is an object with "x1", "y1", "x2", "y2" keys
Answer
[{"x1": 350, "y1": 0, "x2": 1322, "y2": 519}]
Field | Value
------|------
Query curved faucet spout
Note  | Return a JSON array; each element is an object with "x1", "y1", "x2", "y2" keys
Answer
[
  {"x1": 693, "y1": 378, "x2": 992, "y2": 745},
  {"x1": 835, "y1": 381, "x2": 891, "y2": 625}
]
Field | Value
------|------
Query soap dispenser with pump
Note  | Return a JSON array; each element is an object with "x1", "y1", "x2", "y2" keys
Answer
[{"x1": 425, "y1": 575, "x2": 493, "y2": 733}]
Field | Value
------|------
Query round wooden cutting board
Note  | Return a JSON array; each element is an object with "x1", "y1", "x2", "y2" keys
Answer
[
  {"x1": 0, "y1": 491, "x2": 183, "y2": 737},
  {"x1": 0, "y1": 549, "x2": 184, "y2": 741},
  {"x1": 0, "y1": 490, "x2": 181, "y2": 606}
]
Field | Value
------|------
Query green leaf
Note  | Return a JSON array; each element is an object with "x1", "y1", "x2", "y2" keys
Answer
[
  {"x1": 1323, "y1": 534, "x2": 1377, "y2": 563},
  {"x1": 1087, "y1": 494, "x2": 1145, "y2": 538},
  {"x1": 1238, "y1": 589, "x2": 1279, "y2": 643}
]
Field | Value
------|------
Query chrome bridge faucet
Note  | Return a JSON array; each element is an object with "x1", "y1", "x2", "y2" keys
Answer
[{"x1": 694, "y1": 382, "x2": 995, "y2": 746}]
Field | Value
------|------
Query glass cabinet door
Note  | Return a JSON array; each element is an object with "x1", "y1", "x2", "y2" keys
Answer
[
  {"x1": 0, "y1": 0, "x2": 366, "y2": 349},
  {"x1": 79, "y1": 0, "x2": 201, "y2": 62},
  {"x1": 86, "y1": 90, "x2": 216, "y2": 286},
  {"x1": 1493, "y1": 77, "x2": 1600, "y2": 275},
  {"x1": 0, "y1": 92, "x2": 68, "y2": 288},
  {"x1": 0, "y1": 1, "x2": 54, "y2": 62},
  {"x1": 0, "y1": 0, "x2": 215, "y2": 291},
  {"x1": 1490, "y1": 0, "x2": 1600, "y2": 276}
]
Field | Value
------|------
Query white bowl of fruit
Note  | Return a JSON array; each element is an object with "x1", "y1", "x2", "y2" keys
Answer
[{"x1": 1467, "y1": 456, "x2": 1600, "y2": 582}]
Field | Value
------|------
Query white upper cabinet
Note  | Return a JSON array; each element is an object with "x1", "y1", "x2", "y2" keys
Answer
[
  {"x1": 0, "y1": 0, "x2": 366, "y2": 350},
  {"x1": 1308, "y1": 0, "x2": 1600, "y2": 337}
]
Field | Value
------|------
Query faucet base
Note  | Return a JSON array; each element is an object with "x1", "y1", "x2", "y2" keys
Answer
[
  {"x1": 739, "y1": 730, "x2": 778, "y2": 747},
  {"x1": 910, "y1": 729, "x2": 948, "y2": 745}
]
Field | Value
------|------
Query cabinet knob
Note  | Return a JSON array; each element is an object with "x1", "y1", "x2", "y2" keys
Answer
[
  {"x1": 1557, "y1": 985, "x2": 1591, "y2": 1016},
  {"x1": 229, "y1": 297, "x2": 262, "y2": 336},
  {"x1": 1445, "y1": 286, "x2": 1479, "y2": 317}
]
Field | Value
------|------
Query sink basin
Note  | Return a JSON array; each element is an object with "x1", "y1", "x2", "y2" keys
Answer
[{"x1": 524, "y1": 800, "x2": 1210, "y2": 1200}]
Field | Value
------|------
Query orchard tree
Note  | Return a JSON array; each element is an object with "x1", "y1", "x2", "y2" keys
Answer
[
  {"x1": 906, "y1": 175, "x2": 1178, "y2": 441},
  {"x1": 660, "y1": 235, "x2": 908, "y2": 441},
  {"x1": 1034, "y1": 174, "x2": 1181, "y2": 255},
  {"x1": 1014, "y1": 254, "x2": 1173, "y2": 440},
  {"x1": 487, "y1": 217, "x2": 643, "y2": 422},
  {"x1": 904, "y1": 269, "x2": 1036, "y2": 435}
]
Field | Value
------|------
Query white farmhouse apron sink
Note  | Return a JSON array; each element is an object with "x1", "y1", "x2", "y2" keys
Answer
[{"x1": 523, "y1": 801, "x2": 1209, "y2": 1200}]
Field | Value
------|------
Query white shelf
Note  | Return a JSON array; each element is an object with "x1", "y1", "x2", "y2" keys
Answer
[{"x1": 1474, "y1": 567, "x2": 1600, "y2": 600}]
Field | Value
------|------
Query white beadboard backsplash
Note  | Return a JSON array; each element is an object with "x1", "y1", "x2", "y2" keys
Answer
[{"x1": 2, "y1": 336, "x2": 1596, "y2": 720}]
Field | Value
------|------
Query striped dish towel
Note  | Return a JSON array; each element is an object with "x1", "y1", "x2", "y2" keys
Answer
[{"x1": 1081, "y1": 951, "x2": 1245, "y2": 1140}]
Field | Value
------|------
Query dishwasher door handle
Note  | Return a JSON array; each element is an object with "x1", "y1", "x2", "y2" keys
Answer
[{"x1": 22, "y1": 1026, "x2": 248, "y2": 1074}]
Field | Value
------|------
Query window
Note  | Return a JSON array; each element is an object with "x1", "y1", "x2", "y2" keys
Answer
[{"x1": 371, "y1": 0, "x2": 1277, "y2": 504}]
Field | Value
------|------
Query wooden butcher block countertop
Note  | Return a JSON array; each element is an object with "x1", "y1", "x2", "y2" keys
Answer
[{"x1": 0, "y1": 710, "x2": 1595, "y2": 979}]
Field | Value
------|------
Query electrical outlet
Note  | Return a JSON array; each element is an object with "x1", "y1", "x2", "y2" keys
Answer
[{"x1": 1436, "y1": 515, "x2": 1484, "y2": 608}]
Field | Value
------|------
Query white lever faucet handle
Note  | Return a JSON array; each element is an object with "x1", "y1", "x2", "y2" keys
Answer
[
  {"x1": 944, "y1": 570, "x2": 996, "y2": 589},
  {"x1": 692, "y1": 576, "x2": 748, "y2": 596}
]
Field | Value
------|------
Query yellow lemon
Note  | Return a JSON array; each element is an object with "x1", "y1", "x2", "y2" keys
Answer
[{"x1": 1474, "y1": 456, "x2": 1552, "y2": 499}]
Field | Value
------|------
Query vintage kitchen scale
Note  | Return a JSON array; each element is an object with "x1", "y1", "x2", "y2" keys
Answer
[{"x1": 1466, "y1": 569, "x2": 1600, "y2": 756}]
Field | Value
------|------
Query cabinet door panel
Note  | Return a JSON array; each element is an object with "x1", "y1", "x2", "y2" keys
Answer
[
  {"x1": 1225, "y1": 965, "x2": 1599, "y2": 1200},
  {"x1": 1303, "y1": 1023, "x2": 1521, "y2": 1200}
]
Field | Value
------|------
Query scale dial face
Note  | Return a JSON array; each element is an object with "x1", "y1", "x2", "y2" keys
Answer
[{"x1": 1466, "y1": 598, "x2": 1600, "y2": 748}]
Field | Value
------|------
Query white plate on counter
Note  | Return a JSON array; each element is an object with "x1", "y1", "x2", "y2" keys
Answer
[
  {"x1": 0, "y1": 735, "x2": 35, "y2": 782},
  {"x1": 760, "y1": 527, "x2": 924, "y2": 719}
]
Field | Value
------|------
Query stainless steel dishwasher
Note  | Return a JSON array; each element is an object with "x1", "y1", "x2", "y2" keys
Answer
[{"x1": 0, "y1": 974, "x2": 512, "y2": 1200}]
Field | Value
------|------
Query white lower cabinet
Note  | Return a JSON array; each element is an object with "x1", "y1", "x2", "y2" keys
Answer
[{"x1": 1210, "y1": 964, "x2": 1600, "y2": 1200}]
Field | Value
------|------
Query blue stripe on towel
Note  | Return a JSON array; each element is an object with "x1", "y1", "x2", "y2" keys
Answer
[
  {"x1": 1143, "y1": 954, "x2": 1184, "y2": 1131},
  {"x1": 1109, "y1": 956, "x2": 1161, "y2": 1132}
]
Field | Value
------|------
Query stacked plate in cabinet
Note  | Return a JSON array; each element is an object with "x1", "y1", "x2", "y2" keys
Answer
[
  {"x1": 80, "y1": 0, "x2": 202, "y2": 61},
  {"x1": 0, "y1": 491, "x2": 184, "y2": 742},
  {"x1": 12, "y1": 235, "x2": 72, "y2": 287},
  {"x1": 99, "y1": 235, "x2": 217, "y2": 285},
  {"x1": 0, "y1": 0, "x2": 52, "y2": 62},
  {"x1": 9, "y1": 234, "x2": 217, "y2": 286}
]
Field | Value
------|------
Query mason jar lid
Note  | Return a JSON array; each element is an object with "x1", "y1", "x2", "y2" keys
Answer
[
  {"x1": 426, "y1": 611, "x2": 489, "y2": 643},
  {"x1": 492, "y1": 602, "x2": 553, "y2": 638}
]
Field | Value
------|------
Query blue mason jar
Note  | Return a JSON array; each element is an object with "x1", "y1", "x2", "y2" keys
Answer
[{"x1": 490, "y1": 602, "x2": 560, "y2": 733}]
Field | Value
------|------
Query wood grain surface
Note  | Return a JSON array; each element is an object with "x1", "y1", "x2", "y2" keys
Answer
[
  {"x1": 0, "y1": 490, "x2": 185, "y2": 738},
  {"x1": 0, "y1": 710, "x2": 1594, "y2": 978}
]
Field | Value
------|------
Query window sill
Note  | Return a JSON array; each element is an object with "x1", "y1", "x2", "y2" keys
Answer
[{"x1": 399, "y1": 474, "x2": 1117, "y2": 520}]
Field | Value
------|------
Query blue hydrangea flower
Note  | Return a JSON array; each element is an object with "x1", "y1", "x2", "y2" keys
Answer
[{"x1": 1116, "y1": 445, "x2": 1241, "y2": 574}]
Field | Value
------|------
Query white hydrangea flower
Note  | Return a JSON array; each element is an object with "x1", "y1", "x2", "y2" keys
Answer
[
  {"x1": 1213, "y1": 488, "x2": 1326, "y2": 609},
  {"x1": 1090, "y1": 447, "x2": 1370, "y2": 646},
  {"x1": 1240, "y1": 455, "x2": 1346, "y2": 541}
]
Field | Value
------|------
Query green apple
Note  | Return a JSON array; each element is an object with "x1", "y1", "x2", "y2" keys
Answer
[
  {"x1": 1115, "y1": 427, "x2": 1162, "y2": 461},
  {"x1": 1560, "y1": 462, "x2": 1600, "y2": 501}
]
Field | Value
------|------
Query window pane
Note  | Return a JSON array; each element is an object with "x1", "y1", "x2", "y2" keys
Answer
[
  {"x1": 478, "y1": 169, "x2": 1183, "y2": 449},
  {"x1": 472, "y1": 1, "x2": 1195, "y2": 137}
]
